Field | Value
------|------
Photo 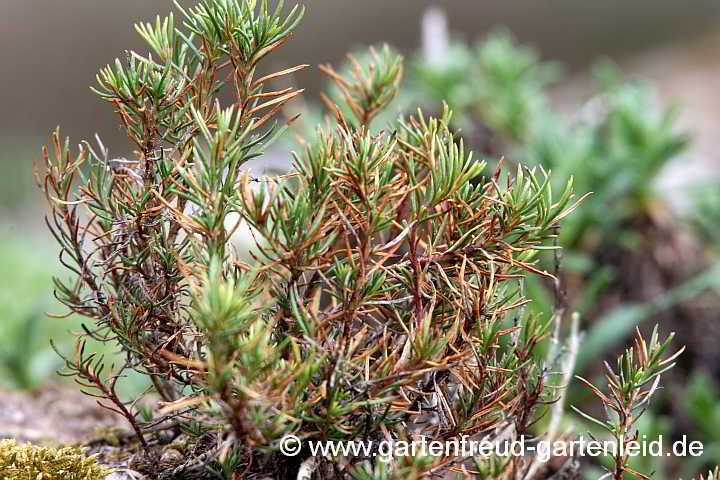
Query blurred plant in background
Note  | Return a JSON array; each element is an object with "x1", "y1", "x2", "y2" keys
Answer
[
  {"x1": 690, "y1": 183, "x2": 720, "y2": 250},
  {"x1": 0, "y1": 232, "x2": 67, "y2": 389},
  {"x1": 407, "y1": 24, "x2": 692, "y2": 273}
]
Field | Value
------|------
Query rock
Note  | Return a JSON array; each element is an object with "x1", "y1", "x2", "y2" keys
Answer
[{"x1": 0, "y1": 384, "x2": 126, "y2": 444}]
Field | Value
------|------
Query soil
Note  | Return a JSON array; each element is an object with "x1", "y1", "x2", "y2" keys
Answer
[{"x1": 0, "y1": 384, "x2": 125, "y2": 445}]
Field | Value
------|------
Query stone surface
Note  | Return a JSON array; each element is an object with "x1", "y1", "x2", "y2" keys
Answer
[{"x1": 0, "y1": 384, "x2": 126, "y2": 444}]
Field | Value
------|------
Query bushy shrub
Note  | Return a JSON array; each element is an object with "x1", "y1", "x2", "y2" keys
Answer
[{"x1": 35, "y1": 1, "x2": 688, "y2": 478}]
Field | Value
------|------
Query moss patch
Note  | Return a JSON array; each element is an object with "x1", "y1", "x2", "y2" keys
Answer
[{"x1": 0, "y1": 439, "x2": 112, "y2": 480}]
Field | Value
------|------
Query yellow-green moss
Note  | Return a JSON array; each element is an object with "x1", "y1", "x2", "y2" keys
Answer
[{"x1": 0, "y1": 439, "x2": 112, "y2": 480}]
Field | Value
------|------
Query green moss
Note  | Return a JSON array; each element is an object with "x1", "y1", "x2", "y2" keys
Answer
[{"x1": 0, "y1": 439, "x2": 112, "y2": 480}]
